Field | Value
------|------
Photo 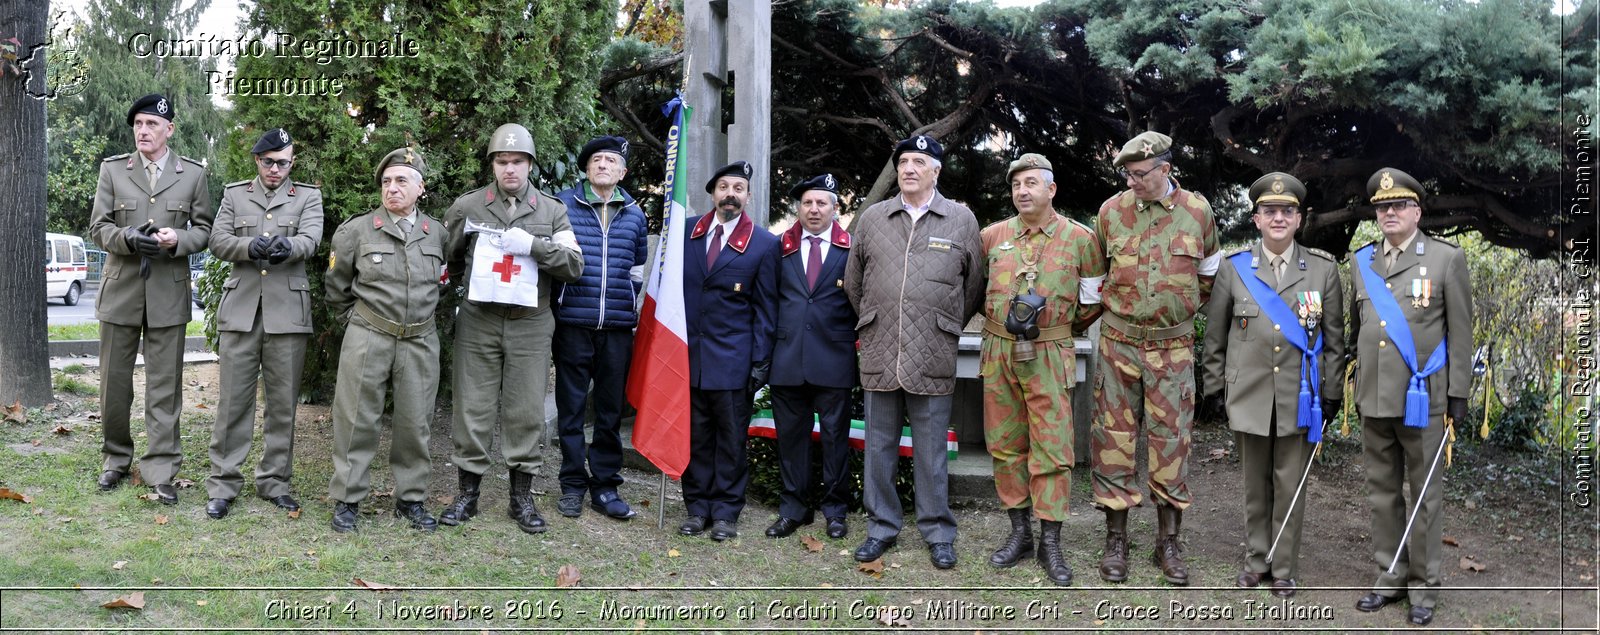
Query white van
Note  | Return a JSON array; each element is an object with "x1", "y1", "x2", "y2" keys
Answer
[{"x1": 45, "y1": 232, "x2": 88, "y2": 306}]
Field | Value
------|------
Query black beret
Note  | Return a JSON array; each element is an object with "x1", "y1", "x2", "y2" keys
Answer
[
  {"x1": 126, "y1": 93, "x2": 173, "y2": 126},
  {"x1": 252, "y1": 128, "x2": 292, "y2": 154},
  {"x1": 704, "y1": 160, "x2": 753, "y2": 194},
  {"x1": 578, "y1": 135, "x2": 630, "y2": 168},
  {"x1": 893, "y1": 135, "x2": 943, "y2": 163},
  {"x1": 787, "y1": 173, "x2": 839, "y2": 200}
]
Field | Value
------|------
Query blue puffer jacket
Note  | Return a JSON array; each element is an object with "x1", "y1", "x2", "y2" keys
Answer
[{"x1": 553, "y1": 183, "x2": 650, "y2": 329}]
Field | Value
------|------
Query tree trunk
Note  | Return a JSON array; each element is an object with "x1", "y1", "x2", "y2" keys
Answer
[{"x1": 0, "y1": 0, "x2": 53, "y2": 406}]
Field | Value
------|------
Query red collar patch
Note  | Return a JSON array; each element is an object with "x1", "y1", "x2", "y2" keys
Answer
[
  {"x1": 780, "y1": 221, "x2": 850, "y2": 255},
  {"x1": 372, "y1": 215, "x2": 385, "y2": 229},
  {"x1": 485, "y1": 189, "x2": 496, "y2": 204},
  {"x1": 691, "y1": 213, "x2": 754, "y2": 253}
]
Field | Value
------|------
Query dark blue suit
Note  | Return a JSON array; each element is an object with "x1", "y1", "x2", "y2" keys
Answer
[
  {"x1": 770, "y1": 222, "x2": 859, "y2": 523},
  {"x1": 683, "y1": 212, "x2": 779, "y2": 522}
]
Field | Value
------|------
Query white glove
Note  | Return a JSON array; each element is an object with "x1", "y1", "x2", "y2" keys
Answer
[{"x1": 494, "y1": 227, "x2": 535, "y2": 256}]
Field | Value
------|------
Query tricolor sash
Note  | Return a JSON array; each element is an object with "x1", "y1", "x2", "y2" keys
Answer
[
  {"x1": 1227, "y1": 252, "x2": 1325, "y2": 441},
  {"x1": 1353, "y1": 244, "x2": 1447, "y2": 428}
]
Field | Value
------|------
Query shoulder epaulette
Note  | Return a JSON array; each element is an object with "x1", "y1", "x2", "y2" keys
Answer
[
  {"x1": 293, "y1": 181, "x2": 319, "y2": 189},
  {"x1": 178, "y1": 155, "x2": 207, "y2": 168},
  {"x1": 1304, "y1": 247, "x2": 1335, "y2": 262},
  {"x1": 338, "y1": 213, "x2": 372, "y2": 228},
  {"x1": 225, "y1": 180, "x2": 251, "y2": 188},
  {"x1": 1227, "y1": 245, "x2": 1252, "y2": 257},
  {"x1": 1426, "y1": 233, "x2": 1459, "y2": 249},
  {"x1": 103, "y1": 153, "x2": 130, "y2": 162},
  {"x1": 1065, "y1": 216, "x2": 1095, "y2": 234}
]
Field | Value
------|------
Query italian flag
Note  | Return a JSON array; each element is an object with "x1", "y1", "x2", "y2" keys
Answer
[{"x1": 626, "y1": 95, "x2": 693, "y2": 479}]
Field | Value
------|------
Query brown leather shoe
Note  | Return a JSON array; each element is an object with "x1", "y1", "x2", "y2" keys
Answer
[
  {"x1": 1236, "y1": 569, "x2": 1270, "y2": 588},
  {"x1": 1099, "y1": 508, "x2": 1129, "y2": 582},
  {"x1": 1271, "y1": 578, "x2": 1296, "y2": 598},
  {"x1": 1150, "y1": 506, "x2": 1188, "y2": 585}
]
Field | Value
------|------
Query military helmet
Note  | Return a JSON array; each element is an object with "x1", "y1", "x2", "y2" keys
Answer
[{"x1": 486, "y1": 123, "x2": 535, "y2": 159}]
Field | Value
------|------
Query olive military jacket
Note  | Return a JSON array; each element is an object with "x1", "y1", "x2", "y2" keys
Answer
[
  {"x1": 325, "y1": 209, "x2": 448, "y2": 333},
  {"x1": 443, "y1": 184, "x2": 583, "y2": 310},
  {"x1": 210, "y1": 178, "x2": 324, "y2": 334},
  {"x1": 89, "y1": 151, "x2": 213, "y2": 328},
  {"x1": 1349, "y1": 232, "x2": 1473, "y2": 419}
]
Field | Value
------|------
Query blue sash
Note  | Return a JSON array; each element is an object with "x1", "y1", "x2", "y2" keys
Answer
[
  {"x1": 1227, "y1": 252, "x2": 1324, "y2": 442},
  {"x1": 1353, "y1": 244, "x2": 1448, "y2": 428}
]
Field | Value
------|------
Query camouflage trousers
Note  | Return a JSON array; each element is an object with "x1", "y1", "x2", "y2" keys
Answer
[
  {"x1": 981, "y1": 338, "x2": 1076, "y2": 522},
  {"x1": 1091, "y1": 334, "x2": 1194, "y2": 510}
]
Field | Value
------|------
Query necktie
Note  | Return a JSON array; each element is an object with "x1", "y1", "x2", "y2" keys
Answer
[
  {"x1": 1385, "y1": 246, "x2": 1400, "y2": 274},
  {"x1": 398, "y1": 218, "x2": 413, "y2": 236},
  {"x1": 706, "y1": 224, "x2": 724, "y2": 269},
  {"x1": 806, "y1": 236, "x2": 823, "y2": 291},
  {"x1": 506, "y1": 196, "x2": 517, "y2": 216},
  {"x1": 1272, "y1": 256, "x2": 1284, "y2": 289},
  {"x1": 145, "y1": 162, "x2": 159, "y2": 190}
]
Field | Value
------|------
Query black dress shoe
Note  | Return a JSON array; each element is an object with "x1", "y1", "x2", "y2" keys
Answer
[
  {"x1": 395, "y1": 501, "x2": 438, "y2": 532},
  {"x1": 205, "y1": 498, "x2": 231, "y2": 519},
  {"x1": 1355, "y1": 592, "x2": 1400, "y2": 612},
  {"x1": 854, "y1": 537, "x2": 895, "y2": 562},
  {"x1": 264, "y1": 495, "x2": 300, "y2": 511},
  {"x1": 97, "y1": 470, "x2": 125, "y2": 491},
  {"x1": 331, "y1": 502, "x2": 359, "y2": 533},
  {"x1": 1271, "y1": 578, "x2": 1296, "y2": 598},
  {"x1": 765, "y1": 517, "x2": 806, "y2": 538},
  {"x1": 557, "y1": 493, "x2": 584, "y2": 518},
  {"x1": 929, "y1": 542, "x2": 957, "y2": 570},
  {"x1": 826, "y1": 517, "x2": 848, "y2": 539},
  {"x1": 153, "y1": 484, "x2": 178, "y2": 505},
  {"x1": 679, "y1": 515, "x2": 708, "y2": 536},
  {"x1": 1236, "y1": 569, "x2": 1270, "y2": 588},
  {"x1": 1408, "y1": 606, "x2": 1434, "y2": 626},
  {"x1": 591, "y1": 490, "x2": 636, "y2": 520},
  {"x1": 709, "y1": 519, "x2": 738, "y2": 541}
]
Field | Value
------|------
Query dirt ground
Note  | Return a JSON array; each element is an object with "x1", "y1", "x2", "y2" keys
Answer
[{"x1": 101, "y1": 360, "x2": 1599, "y2": 630}]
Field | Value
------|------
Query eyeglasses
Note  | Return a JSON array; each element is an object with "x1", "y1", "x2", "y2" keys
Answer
[
  {"x1": 1256, "y1": 207, "x2": 1299, "y2": 219},
  {"x1": 257, "y1": 157, "x2": 294, "y2": 170},
  {"x1": 1374, "y1": 201, "x2": 1415, "y2": 215},
  {"x1": 1117, "y1": 165, "x2": 1163, "y2": 181}
]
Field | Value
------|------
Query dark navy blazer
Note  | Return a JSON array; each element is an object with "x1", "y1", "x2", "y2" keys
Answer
[
  {"x1": 770, "y1": 222, "x2": 859, "y2": 389},
  {"x1": 684, "y1": 212, "x2": 780, "y2": 391}
]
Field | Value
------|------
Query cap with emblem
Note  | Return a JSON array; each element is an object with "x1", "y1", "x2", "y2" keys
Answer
[
  {"x1": 578, "y1": 135, "x2": 630, "y2": 168},
  {"x1": 1006, "y1": 153, "x2": 1053, "y2": 180},
  {"x1": 1248, "y1": 172, "x2": 1306, "y2": 207},
  {"x1": 252, "y1": 128, "x2": 293, "y2": 155},
  {"x1": 486, "y1": 123, "x2": 535, "y2": 159},
  {"x1": 892, "y1": 135, "x2": 943, "y2": 163},
  {"x1": 787, "y1": 173, "x2": 839, "y2": 200},
  {"x1": 1367, "y1": 167, "x2": 1424, "y2": 204},
  {"x1": 704, "y1": 160, "x2": 754, "y2": 193},
  {"x1": 126, "y1": 93, "x2": 174, "y2": 126},
  {"x1": 1112, "y1": 131, "x2": 1173, "y2": 167},
  {"x1": 375, "y1": 147, "x2": 426, "y2": 184}
]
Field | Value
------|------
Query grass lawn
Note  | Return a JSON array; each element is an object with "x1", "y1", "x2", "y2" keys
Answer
[{"x1": 47, "y1": 322, "x2": 205, "y2": 341}]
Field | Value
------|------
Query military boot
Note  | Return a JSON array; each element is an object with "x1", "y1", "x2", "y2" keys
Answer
[
  {"x1": 439, "y1": 468, "x2": 481, "y2": 526},
  {"x1": 1151, "y1": 505, "x2": 1189, "y2": 585},
  {"x1": 1099, "y1": 508, "x2": 1129, "y2": 582},
  {"x1": 988, "y1": 507, "x2": 1034, "y2": 568},
  {"x1": 1037, "y1": 520, "x2": 1073, "y2": 586},
  {"x1": 507, "y1": 470, "x2": 547, "y2": 534}
]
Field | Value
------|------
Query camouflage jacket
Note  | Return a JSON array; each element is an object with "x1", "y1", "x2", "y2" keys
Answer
[{"x1": 1094, "y1": 178, "x2": 1220, "y2": 345}]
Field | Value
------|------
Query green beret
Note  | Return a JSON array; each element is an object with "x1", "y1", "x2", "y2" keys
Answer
[
  {"x1": 1248, "y1": 172, "x2": 1306, "y2": 206},
  {"x1": 376, "y1": 147, "x2": 426, "y2": 184},
  {"x1": 1112, "y1": 131, "x2": 1172, "y2": 167},
  {"x1": 1007, "y1": 153, "x2": 1053, "y2": 180},
  {"x1": 1367, "y1": 168, "x2": 1424, "y2": 203}
]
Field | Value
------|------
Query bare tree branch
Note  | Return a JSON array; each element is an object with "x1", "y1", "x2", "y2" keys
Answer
[
  {"x1": 598, "y1": 92, "x2": 664, "y2": 152},
  {"x1": 599, "y1": 50, "x2": 685, "y2": 91}
]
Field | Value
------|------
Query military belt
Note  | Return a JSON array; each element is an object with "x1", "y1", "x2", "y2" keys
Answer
[
  {"x1": 469, "y1": 300, "x2": 538, "y2": 320},
  {"x1": 982, "y1": 317, "x2": 1073, "y2": 342},
  {"x1": 1101, "y1": 312, "x2": 1192, "y2": 342},
  {"x1": 354, "y1": 301, "x2": 435, "y2": 339}
]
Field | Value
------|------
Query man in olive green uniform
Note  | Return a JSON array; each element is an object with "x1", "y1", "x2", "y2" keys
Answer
[
  {"x1": 439, "y1": 124, "x2": 583, "y2": 534},
  {"x1": 325, "y1": 147, "x2": 448, "y2": 533},
  {"x1": 980, "y1": 154, "x2": 1106, "y2": 586},
  {"x1": 1200, "y1": 172, "x2": 1345, "y2": 598},
  {"x1": 1349, "y1": 168, "x2": 1472, "y2": 627},
  {"x1": 204, "y1": 128, "x2": 324, "y2": 519},
  {"x1": 1088, "y1": 131, "x2": 1220, "y2": 585},
  {"x1": 88, "y1": 93, "x2": 213, "y2": 504}
]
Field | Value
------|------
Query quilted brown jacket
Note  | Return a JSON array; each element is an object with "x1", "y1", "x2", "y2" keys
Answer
[{"x1": 844, "y1": 191, "x2": 985, "y2": 395}]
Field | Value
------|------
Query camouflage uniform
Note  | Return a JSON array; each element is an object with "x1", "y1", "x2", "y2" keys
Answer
[{"x1": 980, "y1": 213, "x2": 1104, "y2": 521}]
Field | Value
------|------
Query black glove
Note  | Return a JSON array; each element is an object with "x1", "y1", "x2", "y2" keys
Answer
[
  {"x1": 248, "y1": 236, "x2": 272, "y2": 260},
  {"x1": 748, "y1": 360, "x2": 770, "y2": 394},
  {"x1": 266, "y1": 236, "x2": 292, "y2": 264},
  {"x1": 1321, "y1": 399, "x2": 1341, "y2": 428},
  {"x1": 1447, "y1": 397, "x2": 1467, "y2": 423},
  {"x1": 124, "y1": 226, "x2": 161, "y2": 257}
]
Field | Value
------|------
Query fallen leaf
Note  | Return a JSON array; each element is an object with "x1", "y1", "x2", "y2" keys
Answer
[
  {"x1": 30, "y1": 439, "x2": 40, "y2": 446},
  {"x1": 174, "y1": 478, "x2": 196, "y2": 489},
  {"x1": 195, "y1": 403, "x2": 208, "y2": 409},
  {"x1": 1459, "y1": 556, "x2": 1486, "y2": 572},
  {"x1": 51, "y1": 425, "x2": 70, "y2": 435},
  {"x1": 102, "y1": 591, "x2": 145, "y2": 610},
  {"x1": 288, "y1": 509, "x2": 301, "y2": 519},
  {"x1": 555, "y1": 564, "x2": 581, "y2": 588},
  {"x1": 154, "y1": 515, "x2": 169, "y2": 525},
  {"x1": 889, "y1": 562, "x2": 902, "y2": 569},
  {"x1": 1442, "y1": 536, "x2": 1461, "y2": 547},
  {"x1": 352, "y1": 577, "x2": 398, "y2": 591},
  {"x1": 1508, "y1": 535, "x2": 1523, "y2": 542},
  {"x1": 130, "y1": 467, "x2": 144, "y2": 486},
  {"x1": 112, "y1": 561, "x2": 128, "y2": 570},
  {"x1": 1581, "y1": 573, "x2": 1594, "y2": 582},
  {"x1": 876, "y1": 607, "x2": 909, "y2": 627},
  {"x1": 858, "y1": 559, "x2": 885, "y2": 574},
  {"x1": 0, "y1": 487, "x2": 33, "y2": 503},
  {"x1": 637, "y1": 499, "x2": 650, "y2": 508},
  {"x1": 838, "y1": 549, "x2": 851, "y2": 557},
  {"x1": 3, "y1": 401, "x2": 24, "y2": 423},
  {"x1": 196, "y1": 600, "x2": 207, "y2": 606},
  {"x1": 800, "y1": 535, "x2": 823, "y2": 552},
  {"x1": 1201, "y1": 448, "x2": 1231, "y2": 463},
  {"x1": 140, "y1": 493, "x2": 161, "y2": 502},
  {"x1": 1464, "y1": 500, "x2": 1477, "y2": 510},
  {"x1": 818, "y1": 582, "x2": 832, "y2": 588},
  {"x1": 666, "y1": 548, "x2": 681, "y2": 558},
  {"x1": 150, "y1": 578, "x2": 163, "y2": 585}
]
